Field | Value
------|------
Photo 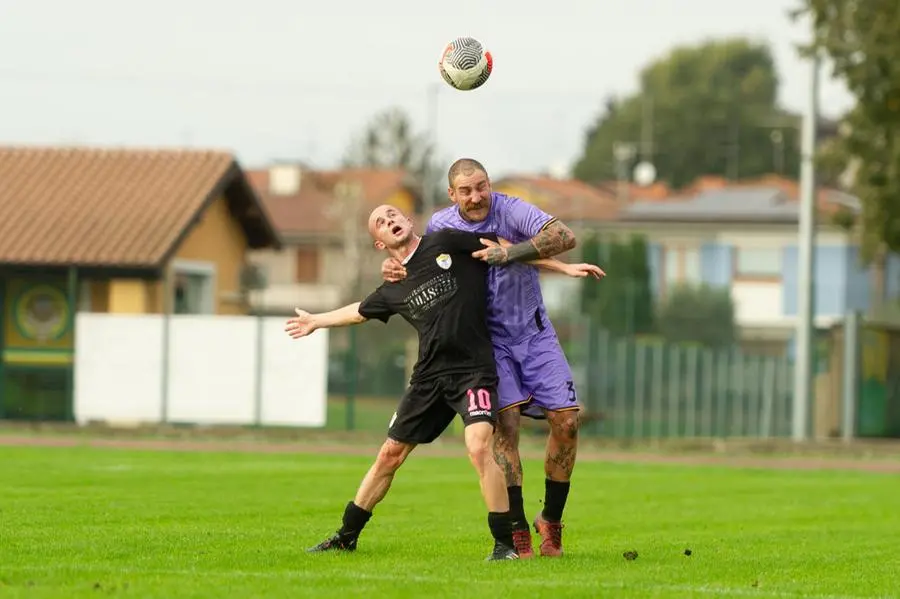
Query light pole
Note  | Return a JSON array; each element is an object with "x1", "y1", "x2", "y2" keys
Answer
[
  {"x1": 425, "y1": 83, "x2": 440, "y2": 218},
  {"x1": 613, "y1": 142, "x2": 637, "y2": 202},
  {"x1": 792, "y1": 50, "x2": 821, "y2": 442}
]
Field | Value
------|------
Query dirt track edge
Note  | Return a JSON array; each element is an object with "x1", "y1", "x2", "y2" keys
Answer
[{"x1": 2, "y1": 435, "x2": 899, "y2": 474}]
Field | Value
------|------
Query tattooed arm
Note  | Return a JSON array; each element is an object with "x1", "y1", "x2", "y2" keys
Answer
[{"x1": 472, "y1": 220, "x2": 577, "y2": 266}]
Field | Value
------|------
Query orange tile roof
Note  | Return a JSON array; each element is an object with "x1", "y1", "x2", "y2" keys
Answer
[
  {"x1": 496, "y1": 175, "x2": 621, "y2": 222},
  {"x1": 620, "y1": 173, "x2": 857, "y2": 222},
  {"x1": 688, "y1": 174, "x2": 849, "y2": 215},
  {"x1": 592, "y1": 173, "x2": 849, "y2": 216},
  {"x1": 0, "y1": 146, "x2": 280, "y2": 268},
  {"x1": 248, "y1": 167, "x2": 421, "y2": 237}
]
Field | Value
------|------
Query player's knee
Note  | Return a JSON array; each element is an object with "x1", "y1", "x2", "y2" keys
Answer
[
  {"x1": 466, "y1": 439, "x2": 490, "y2": 468},
  {"x1": 464, "y1": 425, "x2": 492, "y2": 465},
  {"x1": 375, "y1": 440, "x2": 411, "y2": 473},
  {"x1": 549, "y1": 411, "x2": 580, "y2": 441}
]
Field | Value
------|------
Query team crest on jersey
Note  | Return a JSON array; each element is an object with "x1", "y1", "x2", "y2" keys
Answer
[{"x1": 436, "y1": 253, "x2": 452, "y2": 270}]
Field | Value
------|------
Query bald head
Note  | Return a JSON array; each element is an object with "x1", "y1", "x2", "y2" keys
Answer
[{"x1": 368, "y1": 204, "x2": 415, "y2": 250}]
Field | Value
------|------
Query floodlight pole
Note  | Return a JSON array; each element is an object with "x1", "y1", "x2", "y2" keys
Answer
[
  {"x1": 792, "y1": 50, "x2": 820, "y2": 442},
  {"x1": 425, "y1": 83, "x2": 440, "y2": 218}
]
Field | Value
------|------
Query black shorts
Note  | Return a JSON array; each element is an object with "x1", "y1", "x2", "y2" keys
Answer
[{"x1": 387, "y1": 372, "x2": 499, "y2": 444}]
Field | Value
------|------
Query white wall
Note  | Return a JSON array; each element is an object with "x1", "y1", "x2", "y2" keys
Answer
[
  {"x1": 731, "y1": 281, "x2": 783, "y2": 326},
  {"x1": 249, "y1": 248, "x2": 296, "y2": 286},
  {"x1": 73, "y1": 313, "x2": 328, "y2": 427},
  {"x1": 250, "y1": 283, "x2": 342, "y2": 315}
]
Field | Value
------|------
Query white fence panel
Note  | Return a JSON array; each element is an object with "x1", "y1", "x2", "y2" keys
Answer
[
  {"x1": 74, "y1": 314, "x2": 164, "y2": 424},
  {"x1": 167, "y1": 315, "x2": 258, "y2": 425},
  {"x1": 260, "y1": 323, "x2": 328, "y2": 427},
  {"x1": 73, "y1": 313, "x2": 328, "y2": 427}
]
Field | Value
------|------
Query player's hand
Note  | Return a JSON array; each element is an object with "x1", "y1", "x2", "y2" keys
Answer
[
  {"x1": 563, "y1": 263, "x2": 606, "y2": 279},
  {"x1": 472, "y1": 238, "x2": 509, "y2": 265},
  {"x1": 497, "y1": 237, "x2": 513, "y2": 248},
  {"x1": 285, "y1": 308, "x2": 317, "y2": 339},
  {"x1": 382, "y1": 257, "x2": 407, "y2": 282}
]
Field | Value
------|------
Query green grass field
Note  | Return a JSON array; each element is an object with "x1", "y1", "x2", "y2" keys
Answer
[{"x1": 1, "y1": 442, "x2": 898, "y2": 599}]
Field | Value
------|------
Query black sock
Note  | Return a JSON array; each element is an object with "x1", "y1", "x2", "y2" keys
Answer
[
  {"x1": 338, "y1": 501, "x2": 372, "y2": 539},
  {"x1": 542, "y1": 479, "x2": 570, "y2": 522},
  {"x1": 488, "y1": 511, "x2": 514, "y2": 548},
  {"x1": 507, "y1": 485, "x2": 527, "y2": 529}
]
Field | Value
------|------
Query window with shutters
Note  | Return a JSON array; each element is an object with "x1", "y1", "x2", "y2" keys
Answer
[{"x1": 295, "y1": 248, "x2": 320, "y2": 282}]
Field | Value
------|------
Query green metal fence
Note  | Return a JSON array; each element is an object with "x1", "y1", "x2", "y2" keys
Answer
[
  {"x1": 581, "y1": 330, "x2": 795, "y2": 439},
  {"x1": 324, "y1": 317, "x2": 797, "y2": 440}
]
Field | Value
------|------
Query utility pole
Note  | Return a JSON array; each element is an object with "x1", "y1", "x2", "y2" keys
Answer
[
  {"x1": 334, "y1": 180, "x2": 365, "y2": 432},
  {"x1": 425, "y1": 83, "x2": 440, "y2": 218},
  {"x1": 792, "y1": 50, "x2": 821, "y2": 442}
]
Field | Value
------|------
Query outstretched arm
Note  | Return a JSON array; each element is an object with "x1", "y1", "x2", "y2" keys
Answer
[
  {"x1": 285, "y1": 302, "x2": 366, "y2": 339},
  {"x1": 530, "y1": 258, "x2": 605, "y2": 279},
  {"x1": 490, "y1": 237, "x2": 603, "y2": 278},
  {"x1": 472, "y1": 220, "x2": 577, "y2": 265}
]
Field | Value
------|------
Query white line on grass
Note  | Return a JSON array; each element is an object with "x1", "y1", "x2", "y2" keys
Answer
[{"x1": 4, "y1": 564, "x2": 893, "y2": 599}]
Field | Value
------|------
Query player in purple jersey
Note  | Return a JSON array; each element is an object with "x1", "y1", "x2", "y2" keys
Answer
[{"x1": 381, "y1": 158, "x2": 604, "y2": 558}]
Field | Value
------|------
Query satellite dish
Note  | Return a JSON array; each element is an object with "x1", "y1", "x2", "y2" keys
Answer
[
  {"x1": 633, "y1": 161, "x2": 657, "y2": 186},
  {"x1": 547, "y1": 161, "x2": 569, "y2": 179}
]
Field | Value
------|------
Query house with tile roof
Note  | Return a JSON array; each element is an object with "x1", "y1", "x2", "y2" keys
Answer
[
  {"x1": 618, "y1": 175, "x2": 875, "y2": 349},
  {"x1": 494, "y1": 175, "x2": 623, "y2": 227},
  {"x1": 245, "y1": 163, "x2": 423, "y2": 314},
  {"x1": 0, "y1": 144, "x2": 281, "y2": 420},
  {"x1": 495, "y1": 172, "x2": 883, "y2": 352}
]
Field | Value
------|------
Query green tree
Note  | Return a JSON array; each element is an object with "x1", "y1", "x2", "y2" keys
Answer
[
  {"x1": 657, "y1": 284, "x2": 737, "y2": 349},
  {"x1": 580, "y1": 233, "x2": 654, "y2": 336},
  {"x1": 343, "y1": 107, "x2": 441, "y2": 209},
  {"x1": 573, "y1": 38, "x2": 801, "y2": 189},
  {"x1": 794, "y1": 1, "x2": 900, "y2": 263}
]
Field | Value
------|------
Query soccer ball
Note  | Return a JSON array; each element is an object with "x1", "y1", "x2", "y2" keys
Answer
[{"x1": 438, "y1": 37, "x2": 493, "y2": 91}]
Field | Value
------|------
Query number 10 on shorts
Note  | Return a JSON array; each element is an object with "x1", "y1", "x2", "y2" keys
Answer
[{"x1": 466, "y1": 388, "x2": 492, "y2": 416}]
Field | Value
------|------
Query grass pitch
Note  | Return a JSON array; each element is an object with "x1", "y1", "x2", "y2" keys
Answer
[{"x1": 1, "y1": 442, "x2": 898, "y2": 599}]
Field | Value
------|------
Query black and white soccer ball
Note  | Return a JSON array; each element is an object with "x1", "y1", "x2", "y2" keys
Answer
[{"x1": 438, "y1": 37, "x2": 493, "y2": 91}]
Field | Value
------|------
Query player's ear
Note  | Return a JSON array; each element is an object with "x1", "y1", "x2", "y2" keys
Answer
[
  {"x1": 447, "y1": 187, "x2": 455, "y2": 203},
  {"x1": 373, "y1": 240, "x2": 385, "y2": 250}
]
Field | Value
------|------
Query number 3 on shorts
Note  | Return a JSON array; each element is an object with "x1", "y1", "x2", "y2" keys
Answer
[{"x1": 466, "y1": 388, "x2": 491, "y2": 413}]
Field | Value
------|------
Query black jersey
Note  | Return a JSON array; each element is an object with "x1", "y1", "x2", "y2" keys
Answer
[{"x1": 358, "y1": 229, "x2": 499, "y2": 383}]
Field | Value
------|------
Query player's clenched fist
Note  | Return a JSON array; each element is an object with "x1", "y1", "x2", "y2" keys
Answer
[{"x1": 285, "y1": 308, "x2": 317, "y2": 339}]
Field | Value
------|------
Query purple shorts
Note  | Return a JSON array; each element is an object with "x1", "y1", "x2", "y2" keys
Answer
[{"x1": 494, "y1": 327, "x2": 580, "y2": 419}]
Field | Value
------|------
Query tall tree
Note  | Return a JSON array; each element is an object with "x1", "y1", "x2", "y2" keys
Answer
[
  {"x1": 573, "y1": 38, "x2": 801, "y2": 189},
  {"x1": 794, "y1": 1, "x2": 900, "y2": 263},
  {"x1": 657, "y1": 284, "x2": 737, "y2": 349},
  {"x1": 580, "y1": 233, "x2": 655, "y2": 336},
  {"x1": 343, "y1": 106, "x2": 441, "y2": 207}
]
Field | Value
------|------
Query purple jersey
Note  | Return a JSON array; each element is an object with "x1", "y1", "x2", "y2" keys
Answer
[{"x1": 426, "y1": 192, "x2": 555, "y2": 343}]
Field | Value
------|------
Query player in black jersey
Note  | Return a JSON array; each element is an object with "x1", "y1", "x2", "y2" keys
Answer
[{"x1": 285, "y1": 204, "x2": 544, "y2": 561}]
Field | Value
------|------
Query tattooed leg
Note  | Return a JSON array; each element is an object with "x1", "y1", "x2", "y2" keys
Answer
[
  {"x1": 544, "y1": 408, "x2": 580, "y2": 482},
  {"x1": 493, "y1": 408, "x2": 523, "y2": 487},
  {"x1": 536, "y1": 408, "x2": 580, "y2": 541}
]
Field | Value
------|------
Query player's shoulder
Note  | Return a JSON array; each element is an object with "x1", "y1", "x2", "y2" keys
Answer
[
  {"x1": 429, "y1": 205, "x2": 458, "y2": 225},
  {"x1": 424, "y1": 227, "x2": 468, "y2": 245},
  {"x1": 369, "y1": 281, "x2": 396, "y2": 294},
  {"x1": 490, "y1": 191, "x2": 521, "y2": 208}
]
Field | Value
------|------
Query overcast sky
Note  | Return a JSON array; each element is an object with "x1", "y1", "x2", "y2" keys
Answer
[{"x1": 0, "y1": 0, "x2": 852, "y2": 179}]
